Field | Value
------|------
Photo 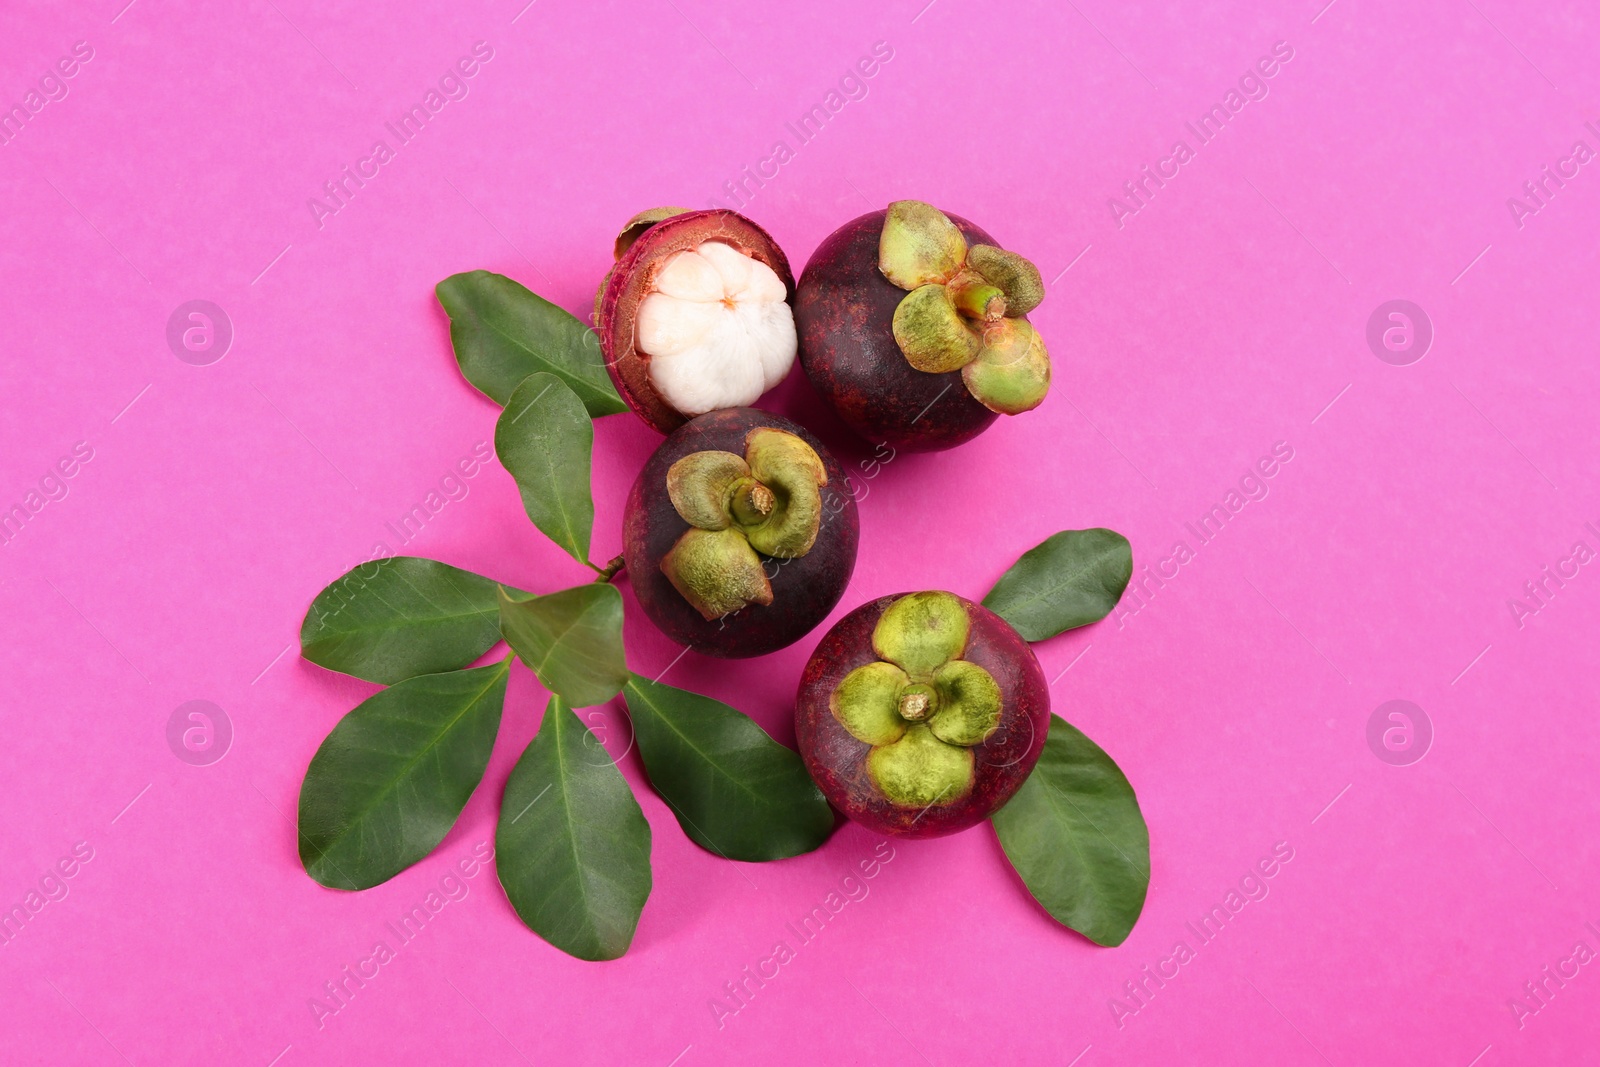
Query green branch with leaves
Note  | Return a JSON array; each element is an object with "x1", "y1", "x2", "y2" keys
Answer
[{"x1": 294, "y1": 272, "x2": 831, "y2": 961}]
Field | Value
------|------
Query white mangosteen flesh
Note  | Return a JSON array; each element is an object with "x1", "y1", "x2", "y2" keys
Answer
[{"x1": 634, "y1": 241, "x2": 797, "y2": 417}]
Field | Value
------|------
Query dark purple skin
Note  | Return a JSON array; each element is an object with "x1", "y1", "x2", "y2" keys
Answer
[
  {"x1": 795, "y1": 592, "x2": 1050, "y2": 838},
  {"x1": 796, "y1": 210, "x2": 1000, "y2": 453},
  {"x1": 622, "y1": 408, "x2": 860, "y2": 658}
]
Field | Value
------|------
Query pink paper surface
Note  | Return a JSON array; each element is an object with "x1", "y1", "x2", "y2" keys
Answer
[{"x1": 3, "y1": 1, "x2": 1598, "y2": 1063}]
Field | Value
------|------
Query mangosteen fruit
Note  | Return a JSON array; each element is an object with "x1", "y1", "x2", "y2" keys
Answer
[
  {"x1": 597, "y1": 208, "x2": 799, "y2": 434},
  {"x1": 622, "y1": 407, "x2": 859, "y2": 658},
  {"x1": 795, "y1": 200, "x2": 1051, "y2": 452},
  {"x1": 795, "y1": 591, "x2": 1049, "y2": 837}
]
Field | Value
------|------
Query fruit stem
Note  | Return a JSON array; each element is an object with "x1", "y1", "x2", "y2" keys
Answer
[
  {"x1": 898, "y1": 689, "x2": 933, "y2": 721},
  {"x1": 729, "y1": 480, "x2": 775, "y2": 527},
  {"x1": 592, "y1": 554, "x2": 627, "y2": 584},
  {"x1": 947, "y1": 270, "x2": 1007, "y2": 322}
]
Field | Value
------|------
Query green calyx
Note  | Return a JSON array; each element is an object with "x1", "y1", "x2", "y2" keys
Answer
[
  {"x1": 892, "y1": 284, "x2": 980, "y2": 374},
  {"x1": 965, "y1": 244, "x2": 1044, "y2": 316},
  {"x1": 830, "y1": 592, "x2": 1003, "y2": 809},
  {"x1": 660, "y1": 428, "x2": 827, "y2": 621},
  {"x1": 612, "y1": 205, "x2": 691, "y2": 260},
  {"x1": 661, "y1": 528, "x2": 772, "y2": 620},
  {"x1": 877, "y1": 200, "x2": 1051, "y2": 415},
  {"x1": 963, "y1": 318, "x2": 1051, "y2": 415}
]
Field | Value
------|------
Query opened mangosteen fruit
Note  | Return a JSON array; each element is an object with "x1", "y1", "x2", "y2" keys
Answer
[
  {"x1": 795, "y1": 591, "x2": 1049, "y2": 837},
  {"x1": 795, "y1": 200, "x2": 1051, "y2": 452},
  {"x1": 597, "y1": 208, "x2": 799, "y2": 435},
  {"x1": 622, "y1": 407, "x2": 858, "y2": 658}
]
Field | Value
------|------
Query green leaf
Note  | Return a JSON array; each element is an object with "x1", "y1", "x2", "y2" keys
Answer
[
  {"x1": 495, "y1": 696, "x2": 652, "y2": 961},
  {"x1": 494, "y1": 373, "x2": 595, "y2": 564},
  {"x1": 300, "y1": 556, "x2": 527, "y2": 684},
  {"x1": 982, "y1": 528, "x2": 1133, "y2": 641},
  {"x1": 436, "y1": 270, "x2": 626, "y2": 417},
  {"x1": 498, "y1": 584, "x2": 627, "y2": 707},
  {"x1": 991, "y1": 714, "x2": 1149, "y2": 946},
  {"x1": 298, "y1": 659, "x2": 510, "y2": 890},
  {"x1": 622, "y1": 674, "x2": 835, "y2": 861}
]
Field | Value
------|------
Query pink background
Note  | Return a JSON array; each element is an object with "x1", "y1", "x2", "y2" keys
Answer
[{"x1": 3, "y1": 0, "x2": 1598, "y2": 1063}]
